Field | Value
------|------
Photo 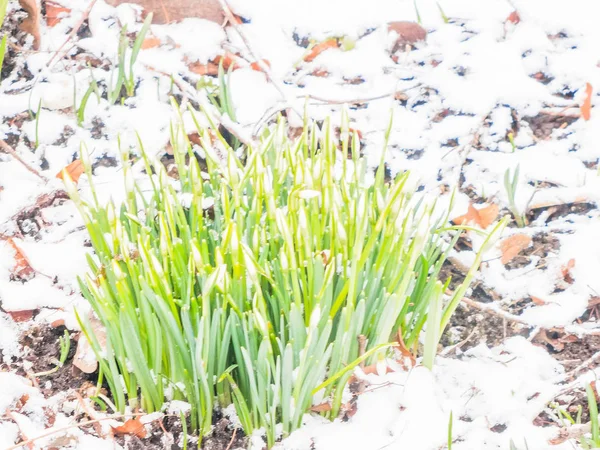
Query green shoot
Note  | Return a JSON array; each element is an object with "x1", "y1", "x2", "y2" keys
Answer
[
  {"x1": 68, "y1": 112, "x2": 498, "y2": 447},
  {"x1": 447, "y1": 411, "x2": 453, "y2": 450},
  {"x1": 78, "y1": 76, "x2": 100, "y2": 126},
  {"x1": 0, "y1": 35, "x2": 7, "y2": 83},
  {"x1": 437, "y1": 2, "x2": 450, "y2": 24},
  {"x1": 507, "y1": 132, "x2": 516, "y2": 153},
  {"x1": 504, "y1": 165, "x2": 526, "y2": 228},
  {"x1": 33, "y1": 330, "x2": 71, "y2": 376},
  {"x1": 587, "y1": 383, "x2": 600, "y2": 447},
  {"x1": 109, "y1": 13, "x2": 152, "y2": 103},
  {"x1": 414, "y1": 0, "x2": 422, "y2": 25}
]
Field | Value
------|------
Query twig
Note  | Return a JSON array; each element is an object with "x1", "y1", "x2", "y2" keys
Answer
[
  {"x1": 553, "y1": 351, "x2": 600, "y2": 385},
  {"x1": 224, "y1": 427, "x2": 238, "y2": 450},
  {"x1": 0, "y1": 140, "x2": 48, "y2": 182},
  {"x1": 217, "y1": 0, "x2": 303, "y2": 121},
  {"x1": 461, "y1": 296, "x2": 530, "y2": 326},
  {"x1": 4, "y1": 412, "x2": 167, "y2": 450},
  {"x1": 461, "y1": 296, "x2": 600, "y2": 337},
  {"x1": 46, "y1": 0, "x2": 98, "y2": 68},
  {"x1": 440, "y1": 326, "x2": 478, "y2": 356}
]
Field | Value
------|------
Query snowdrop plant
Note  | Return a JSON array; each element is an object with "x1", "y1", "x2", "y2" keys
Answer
[
  {"x1": 109, "y1": 13, "x2": 152, "y2": 104},
  {"x1": 67, "y1": 113, "x2": 500, "y2": 446}
]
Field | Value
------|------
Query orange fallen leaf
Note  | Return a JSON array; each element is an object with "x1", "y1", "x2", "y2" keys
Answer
[
  {"x1": 250, "y1": 59, "x2": 271, "y2": 72},
  {"x1": 56, "y1": 160, "x2": 85, "y2": 184},
  {"x1": 452, "y1": 203, "x2": 499, "y2": 229},
  {"x1": 530, "y1": 296, "x2": 546, "y2": 306},
  {"x1": 304, "y1": 39, "x2": 338, "y2": 62},
  {"x1": 6, "y1": 238, "x2": 35, "y2": 281},
  {"x1": 8, "y1": 310, "x2": 36, "y2": 322},
  {"x1": 500, "y1": 234, "x2": 532, "y2": 264},
  {"x1": 560, "y1": 258, "x2": 576, "y2": 284},
  {"x1": 309, "y1": 402, "x2": 332, "y2": 413},
  {"x1": 188, "y1": 60, "x2": 219, "y2": 76},
  {"x1": 216, "y1": 52, "x2": 243, "y2": 71},
  {"x1": 112, "y1": 418, "x2": 147, "y2": 438},
  {"x1": 141, "y1": 36, "x2": 161, "y2": 49},
  {"x1": 506, "y1": 11, "x2": 520, "y2": 24},
  {"x1": 581, "y1": 83, "x2": 593, "y2": 121},
  {"x1": 45, "y1": 1, "x2": 71, "y2": 27},
  {"x1": 360, "y1": 363, "x2": 395, "y2": 376}
]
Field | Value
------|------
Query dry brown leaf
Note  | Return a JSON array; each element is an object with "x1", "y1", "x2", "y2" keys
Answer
[
  {"x1": 452, "y1": 203, "x2": 499, "y2": 229},
  {"x1": 530, "y1": 296, "x2": 546, "y2": 306},
  {"x1": 388, "y1": 21, "x2": 427, "y2": 53},
  {"x1": 560, "y1": 258, "x2": 576, "y2": 284},
  {"x1": 105, "y1": 0, "x2": 224, "y2": 25},
  {"x1": 7, "y1": 310, "x2": 36, "y2": 322},
  {"x1": 500, "y1": 234, "x2": 532, "y2": 264},
  {"x1": 250, "y1": 59, "x2": 271, "y2": 73},
  {"x1": 304, "y1": 39, "x2": 339, "y2": 62},
  {"x1": 45, "y1": 1, "x2": 71, "y2": 27},
  {"x1": 581, "y1": 82, "x2": 593, "y2": 121},
  {"x1": 6, "y1": 238, "x2": 35, "y2": 281},
  {"x1": 19, "y1": 0, "x2": 41, "y2": 50},
  {"x1": 506, "y1": 11, "x2": 520, "y2": 24},
  {"x1": 141, "y1": 36, "x2": 162, "y2": 49},
  {"x1": 309, "y1": 402, "x2": 332, "y2": 413},
  {"x1": 112, "y1": 418, "x2": 147, "y2": 438},
  {"x1": 56, "y1": 160, "x2": 85, "y2": 184}
]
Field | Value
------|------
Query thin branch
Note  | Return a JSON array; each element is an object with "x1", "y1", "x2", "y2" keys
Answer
[
  {"x1": 0, "y1": 140, "x2": 48, "y2": 182},
  {"x1": 217, "y1": 0, "x2": 303, "y2": 122},
  {"x1": 224, "y1": 427, "x2": 238, "y2": 450},
  {"x1": 4, "y1": 412, "x2": 169, "y2": 450},
  {"x1": 46, "y1": 0, "x2": 98, "y2": 68}
]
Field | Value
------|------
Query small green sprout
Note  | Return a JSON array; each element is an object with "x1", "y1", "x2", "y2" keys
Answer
[
  {"x1": 504, "y1": 165, "x2": 527, "y2": 228},
  {"x1": 437, "y1": 2, "x2": 450, "y2": 24},
  {"x1": 507, "y1": 132, "x2": 516, "y2": 153},
  {"x1": 109, "y1": 13, "x2": 152, "y2": 103},
  {"x1": 34, "y1": 330, "x2": 70, "y2": 376}
]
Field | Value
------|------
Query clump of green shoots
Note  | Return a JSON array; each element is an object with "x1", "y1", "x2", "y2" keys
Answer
[
  {"x1": 67, "y1": 111, "x2": 501, "y2": 447},
  {"x1": 109, "y1": 13, "x2": 152, "y2": 104}
]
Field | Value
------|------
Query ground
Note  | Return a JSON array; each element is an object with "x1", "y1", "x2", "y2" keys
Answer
[{"x1": 1, "y1": 0, "x2": 600, "y2": 449}]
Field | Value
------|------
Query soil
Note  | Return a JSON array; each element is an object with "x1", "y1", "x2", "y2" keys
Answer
[
  {"x1": 504, "y1": 231, "x2": 560, "y2": 270},
  {"x1": 523, "y1": 113, "x2": 578, "y2": 140}
]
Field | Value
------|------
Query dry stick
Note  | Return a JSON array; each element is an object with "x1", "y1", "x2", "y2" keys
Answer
[
  {"x1": 4, "y1": 413, "x2": 165, "y2": 450},
  {"x1": 461, "y1": 296, "x2": 600, "y2": 336},
  {"x1": 46, "y1": 0, "x2": 98, "y2": 68},
  {"x1": 217, "y1": 0, "x2": 303, "y2": 122},
  {"x1": 0, "y1": 140, "x2": 48, "y2": 182},
  {"x1": 224, "y1": 427, "x2": 238, "y2": 450}
]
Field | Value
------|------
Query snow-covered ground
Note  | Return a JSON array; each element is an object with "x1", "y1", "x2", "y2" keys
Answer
[{"x1": 1, "y1": 0, "x2": 600, "y2": 448}]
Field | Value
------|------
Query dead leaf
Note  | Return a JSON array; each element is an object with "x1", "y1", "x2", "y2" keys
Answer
[
  {"x1": 56, "y1": 160, "x2": 85, "y2": 184},
  {"x1": 388, "y1": 22, "x2": 427, "y2": 53},
  {"x1": 500, "y1": 234, "x2": 532, "y2": 264},
  {"x1": 304, "y1": 39, "x2": 339, "y2": 62},
  {"x1": 250, "y1": 59, "x2": 271, "y2": 72},
  {"x1": 451, "y1": 203, "x2": 499, "y2": 229},
  {"x1": 309, "y1": 402, "x2": 332, "y2": 413},
  {"x1": 506, "y1": 11, "x2": 520, "y2": 24},
  {"x1": 112, "y1": 418, "x2": 147, "y2": 438},
  {"x1": 19, "y1": 0, "x2": 41, "y2": 50},
  {"x1": 217, "y1": 52, "x2": 242, "y2": 71},
  {"x1": 141, "y1": 36, "x2": 162, "y2": 49},
  {"x1": 581, "y1": 82, "x2": 593, "y2": 121},
  {"x1": 188, "y1": 60, "x2": 220, "y2": 76},
  {"x1": 560, "y1": 258, "x2": 576, "y2": 284},
  {"x1": 6, "y1": 238, "x2": 35, "y2": 281},
  {"x1": 105, "y1": 0, "x2": 224, "y2": 25},
  {"x1": 7, "y1": 310, "x2": 36, "y2": 322},
  {"x1": 530, "y1": 296, "x2": 546, "y2": 306},
  {"x1": 45, "y1": 1, "x2": 71, "y2": 27}
]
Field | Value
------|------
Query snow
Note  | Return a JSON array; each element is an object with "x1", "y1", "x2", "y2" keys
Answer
[{"x1": 1, "y1": 0, "x2": 600, "y2": 448}]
